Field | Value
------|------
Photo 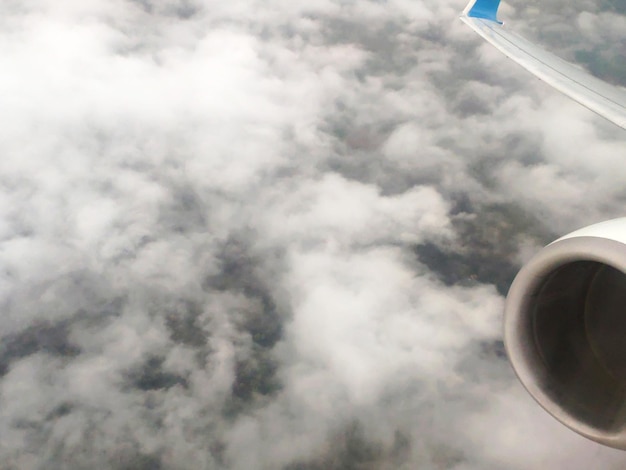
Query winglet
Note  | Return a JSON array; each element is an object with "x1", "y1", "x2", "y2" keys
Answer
[{"x1": 463, "y1": 0, "x2": 502, "y2": 24}]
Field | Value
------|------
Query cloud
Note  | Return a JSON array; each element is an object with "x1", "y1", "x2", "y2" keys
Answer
[{"x1": 1, "y1": 0, "x2": 626, "y2": 468}]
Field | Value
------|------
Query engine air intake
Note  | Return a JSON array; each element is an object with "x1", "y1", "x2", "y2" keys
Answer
[{"x1": 505, "y1": 218, "x2": 626, "y2": 449}]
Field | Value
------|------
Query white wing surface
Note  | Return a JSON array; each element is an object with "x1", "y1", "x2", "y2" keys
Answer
[{"x1": 461, "y1": 0, "x2": 626, "y2": 129}]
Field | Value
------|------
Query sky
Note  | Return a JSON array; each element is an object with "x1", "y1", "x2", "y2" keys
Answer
[{"x1": 1, "y1": 0, "x2": 626, "y2": 468}]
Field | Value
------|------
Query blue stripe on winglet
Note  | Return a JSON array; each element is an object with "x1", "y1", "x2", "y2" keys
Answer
[{"x1": 468, "y1": 0, "x2": 502, "y2": 23}]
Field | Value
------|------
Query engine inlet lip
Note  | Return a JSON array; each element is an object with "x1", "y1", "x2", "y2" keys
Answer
[{"x1": 505, "y1": 235, "x2": 626, "y2": 450}]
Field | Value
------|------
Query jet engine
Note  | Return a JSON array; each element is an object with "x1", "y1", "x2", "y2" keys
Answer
[{"x1": 506, "y1": 218, "x2": 626, "y2": 449}]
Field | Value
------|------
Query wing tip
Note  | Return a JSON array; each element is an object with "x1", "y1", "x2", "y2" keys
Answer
[{"x1": 463, "y1": 0, "x2": 502, "y2": 24}]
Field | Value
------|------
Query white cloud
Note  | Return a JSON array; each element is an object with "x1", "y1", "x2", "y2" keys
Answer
[{"x1": 1, "y1": 0, "x2": 626, "y2": 468}]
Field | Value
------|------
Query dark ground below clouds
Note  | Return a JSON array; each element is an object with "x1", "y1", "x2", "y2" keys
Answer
[{"x1": 416, "y1": 201, "x2": 554, "y2": 296}]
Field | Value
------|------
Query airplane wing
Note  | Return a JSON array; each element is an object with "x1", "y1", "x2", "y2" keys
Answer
[{"x1": 461, "y1": 0, "x2": 626, "y2": 130}]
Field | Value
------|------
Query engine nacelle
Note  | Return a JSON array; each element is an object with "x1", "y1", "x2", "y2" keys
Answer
[{"x1": 506, "y1": 218, "x2": 626, "y2": 449}]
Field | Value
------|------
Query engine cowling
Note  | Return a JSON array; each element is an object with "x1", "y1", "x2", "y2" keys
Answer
[{"x1": 506, "y1": 218, "x2": 626, "y2": 449}]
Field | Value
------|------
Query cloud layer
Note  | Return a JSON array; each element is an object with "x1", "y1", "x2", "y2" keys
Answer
[{"x1": 1, "y1": 0, "x2": 626, "y2": 468}]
